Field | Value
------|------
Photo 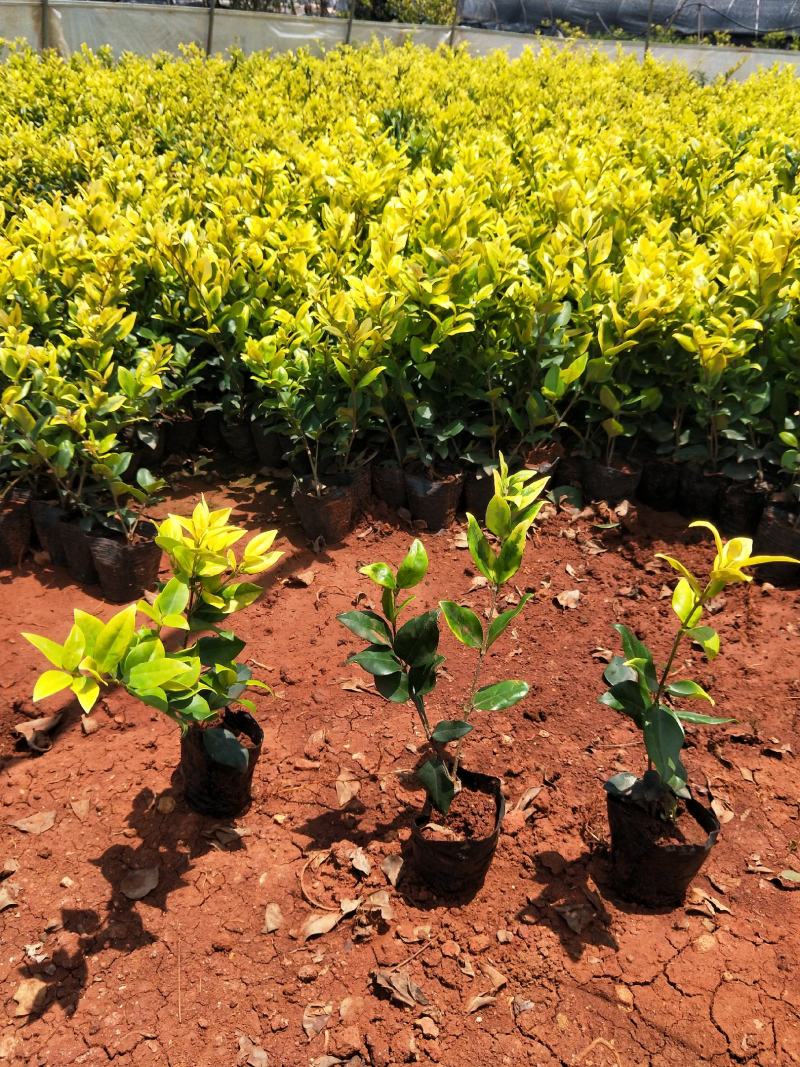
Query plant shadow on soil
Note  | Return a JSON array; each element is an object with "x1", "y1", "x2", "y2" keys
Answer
[{"x1": 16, "y1": 778, "x2": 243, "y2": 1022}]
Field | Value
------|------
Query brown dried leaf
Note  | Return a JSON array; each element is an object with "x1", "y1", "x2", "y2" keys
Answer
[
  {"x1": 351, "y1": 847, "x2": 371, "y2": 878},
  {"x1": 9, "y1": 811, "x2": 56, "y2": 836},
  {"x1": 465, "y1": 994, "x2": 496, "y2": 1014},
  {"x1": 340, "y1": 677, "x2": 372, "y2": 694},
  {"x1": 13, "y1": 978, "x2": 48, "y2": 1017},
  {"x1": 381, "y1": 854, "x2": 403, "y2": 887},
  {"x1": 287, "y1": 567, "x2": 316, "y2": 588},
  {"x1": 263, "y1": 903, "x2": 283, "y2": 933},
  {"x1": 302, "y1": 911, "x2": 342, "y2": 941},
  {"x1": 339, "y1": 898, "x2": 362, "y2": 915},
  {"x1": 555, "y1": 589, "x2": 581, "y2": 610},
  {"x1": 514, "y1": 786, "x2": 542, "y2": 814},
  {"x1": 120, "y1": 865, "x2": 159, "y2": 901},
  {"x1": 13, "y1": 713, "x2": 63, "y2": 753},
  {"x1": 772, "y1": 869, "x2": 800, "y2": 890},
  {"x1": 366, "y1": 890, "x2": 394, "y2": 922},
  {"x1": 335, "y1": 769, "x2": 361, "y2": 808},
  {"x1": 467, "y1": 576, "x2": 488, "y2": 592},
  {"x1": 70, "y1": 799, "x2": 91, "y2": 822},
  {"x1": 0, "y1": 887, "x2": 18, "y2": 911},
  {"x1": 739, "y1": 766, "x2": 755, "y2": 783},
  {"x1": 302, "y1": 1001, "x2": 333, "y2": 1039},
  {"x1": 452, "y1": 531, "x2": 469, "y2": 549},
  {"x1": 396, "y1": 923, "x2": 431, "y2": 944},
  {"x1": 590, "y1": 647, "x2": 614, "y2": 662},
  {"x1": 710, "y1": 797, "x2": 735, "y2": 825},
  {"x1": 480, "y1": 961, "x2": 507, "y2": 992},
  {"x1": 553, "y1": 903, "x2": 593, "y2": 934},
  {"x1": 237, "y1": 1033, "x2": 269, "y2": 1067},
  {"x1": 372, "y1": 968, "x2": 429, "y2": 1009}
]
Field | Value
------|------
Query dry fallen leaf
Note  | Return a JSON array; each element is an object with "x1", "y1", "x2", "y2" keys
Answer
[
  {"x1": 553, "y1": 902, "x2": 594, "y2": 934},
  {"x1": 340, "y1": 678, "x2": 372, "y2": 694},
  {"x1": 302, "y1": 1001, "x2": 333, "y2": 1039},
  {"x1": 12, "y1": 978, "x2": 48, "y2": 1017},
  {"x1": 480, "y1": 961, "x2": 507, "y2": 992},
  {"x1": 302, "y1": 911, "x2": 342, "y2": 941},
  {"x1": 0, "y1": 887, "x2": 18, "y2": 911},
  {"x1": 372, "y1": 968, "x2": 429, "y2": 1009},
  {"x1": 351, "y1": 847, "x2": 372, "y2": 878},
  {"x1": 396, "y1": 923, "x2": 431, "y2": 944},
  {"x1": 514, "y1": 786, "x2": 542, "y2": 815},
  {"x1": 555, "y1": 589, "x2": 581, "y2": 610},
  {"x1": 263, "y1": 903, "x2": 283, "y2": 933},
  {"x1": 13, "y1": 713, "x2": 63, "y2": 753},
  {"x1": 287, "y1": 567, "x2": 316, "y2": 588},
  {"x1": 710, "y1": 797, "x2": 735, "y2": 825},
  {"x1": 366, "y1": 890, "x2": 394, "y2": 922},
  {"x1": 739, "y1": 766, "x2": 756, "y2": 783},
  {"x1": 120, "y1": 866, "x2": 159, "y2": 901},
  {"x1": 237, "y1": 1033, "x2": 269, "y2": 1067},
  {"x1": 465, "y1": 994, "x2": 496, "y2": 1014},
  {"x1": 452, "y1": 531, "x2": 469, "y2": 549},
  {"x1": 467, "y1": 576, "x2": 488, "y2": 592},
  {"x1": 771, "y1": 869, "x2": 800, "y2": 890},
  {"x1": 70, "y1": 799, "x2": 91, "y2": 822},
  {"x1": 335, "y1": 769, "x2": 361, "y2": 808},
  {"x1": 9, "y1": 811, "x2": 56, "y2": 836},
  {"x1": 590, "y1": 647, "x2": 614, "y2": 662},
  {"x1": 381, "y1": 854, "x2": 403, "y2": 887},
  {"x1": 339, "y1": 898, "x2": 362, "y2": 916}
]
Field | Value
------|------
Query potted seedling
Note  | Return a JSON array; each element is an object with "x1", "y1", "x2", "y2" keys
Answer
[
  {"x1": 23, "y1": 499, "x2": 282, "y2": 817},
  {"x1": 600, "y1": 521, "x2": 798, "y2": 906},
  {"x1": 88, "y1": 467, "x2": 168, "y2": 602},
  {"x1": 339, "y1": 456, "x2": 547, "y2": 893}
]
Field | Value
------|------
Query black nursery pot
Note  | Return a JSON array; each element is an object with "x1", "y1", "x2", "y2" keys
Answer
[
  {"x1": 404, "y1": 470, "x2": 465, "y2": 531},
  {"x1": 59, "y1": 519, "x2": 99, "y2": 585},
  {"x1": 464, "y1": 469, "x2": 495, "y2": 519},
  {"x1": 410, "y1": 768, "x2": 505, "y2": 896},
  {"x1": 0, "y1": 495, "x2": 32, "y2": 567},
  {"x1": 678, "y1": 466, "x2": 723, "y2": 521},
  {"x1": 718, "y1": 482, "x2": 767, "y2": 537},
  {"x1": 581, "y1": 458, "x2": 642, "y2": 506},
  {"x1": 606, "y1": 793, "x2": 720, "y2": 908},
  {"x1": 637, "y1": 459, "x2": 680, "y2": 511},
  {"x1": 30, "y1": 500, "x2": 68, "y2": 567},
  {"x1": 754, "y1": 505, "x2": 800, "y2": 586},
  {"x1": 163, "y1": 416, "x2": 199, "y2": 458},
  {"x1": 220, "y1": 419, "x2": 257, "y2": 463},
  {"x1": 292, "y1": 483, "x2": 353, "y2": 544},
  {"x1": 180, "y1": 710, "x2": 264, "y2": 818},
  {"x1": 89, "y1": 523, "x2": 162, "y2": 603},
  {"x1": 250, "y1": 423, "x2": 286, "y2": 468},
  {"x1": 372, "y1": 462, "x2": 407, "y2": 509}
]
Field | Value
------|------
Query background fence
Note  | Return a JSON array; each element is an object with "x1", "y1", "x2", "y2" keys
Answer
[{"x1": 2, "y1": 0, "x2": 800, "y2": 80}]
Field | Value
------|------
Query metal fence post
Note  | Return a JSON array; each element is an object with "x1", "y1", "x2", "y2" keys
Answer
[
  {"x1": 41, "y1": 0, "x2": 49, "y2": 50},
  {"x1": 206, "y1": 0, "x2": 217, "y2": 56},
  {"x1": 643, "y1": 0, "x2": 655, "y2": 55},
  {"x1": 345, "y1": 0, "x2": 356, "y2": 45},
  {"x1": 448, "y1": 0, "x2": 461, "y2": 48}
]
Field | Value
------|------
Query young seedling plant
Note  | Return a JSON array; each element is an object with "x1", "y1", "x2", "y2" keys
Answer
[
  {"x1": 23, "y1": 498, "x2": 281, "y2": 770},
  {"x1": 338, "y1": 454, "x2": 547, "y2": 814},
  {"x1": 601, "y1": 521, "x2": 798, "y2": 817}
]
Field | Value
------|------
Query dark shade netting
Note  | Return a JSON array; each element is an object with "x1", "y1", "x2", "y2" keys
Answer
[{"x1": 460, "y1": 1, "x2": 800, "y2": 39}]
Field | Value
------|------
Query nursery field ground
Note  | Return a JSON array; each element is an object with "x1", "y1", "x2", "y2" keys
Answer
[{"x1": 1, "y1": 470, "x2": 799, "y2": 1066}]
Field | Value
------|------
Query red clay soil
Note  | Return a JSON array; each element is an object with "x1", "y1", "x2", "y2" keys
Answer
[{"x1": 1, "y1": 470, "x2": 800, "y2": 1067}]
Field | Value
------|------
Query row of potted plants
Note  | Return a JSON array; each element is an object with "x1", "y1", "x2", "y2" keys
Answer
[{"x1": 23, "y1": 477, "x2": 798, "y2": 907}]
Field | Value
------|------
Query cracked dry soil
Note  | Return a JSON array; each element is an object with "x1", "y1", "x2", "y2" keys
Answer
[{"x1": 1, "y1": 474, "x2": 799, "y2": 1067}]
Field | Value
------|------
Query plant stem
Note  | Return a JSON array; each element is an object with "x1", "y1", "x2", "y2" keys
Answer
[{"x1": 450, "y1": 580, "x2": 500, "y2": 788}]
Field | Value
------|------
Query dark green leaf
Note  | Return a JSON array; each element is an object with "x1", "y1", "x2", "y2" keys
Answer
[
  {"x1": 487, "y1": 593, "x2": 531, "y2": 647},
  {"x1": 203, "y1": 727, "x2": 249, "y2": 771},
  {"x1": 375, "y1": 671, "x2": 411, "y2": 703},
  {"x1": 430, "y1": 719, "x2": 473, "y2": 743},
  {"x1": 394, "y1": 610, "x2": 440, "y2": 667},
  {"x1": 643, "y1": 705, "x2": 686, "y2": 793},
  {"x1": 408, "y1": 657, "x2": 442, "y2": 699},
  {"x1": 196, "y1": 632, "x2": 246, "y2": 667},
  {"x1": 613, "y1": 624, "x2": 658, "y2": 692},
  {"x1": 396, "y1": 539, "x2": 428, "y2": 589},
  {"x1": 336, "y1": 610, "x2": 392, "y2": 646},
  {"x1": 347, "y1": 647, "x2": 402, "y2": 676},
  {"x1": 417, "y1": 758, "x2": 455, "y2": 815},
  {"x1": 603, "y1": 655, "x2": 636, "y2": 687},
  {"x1": 439, "y1": 600, "x2": 483, "y2": 649},
  {"x1": 472, "y1": 679, "x2": 529, "y2": 711}
]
